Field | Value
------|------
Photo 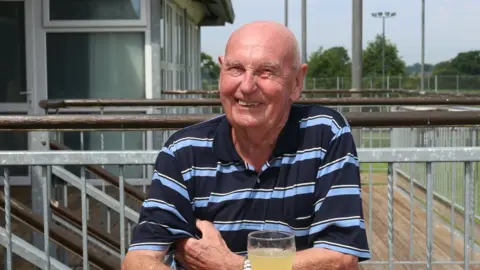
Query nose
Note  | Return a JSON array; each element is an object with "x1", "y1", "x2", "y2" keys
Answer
[{"x1": 239, "y1": 71, "x2": 258, "y2": 94}]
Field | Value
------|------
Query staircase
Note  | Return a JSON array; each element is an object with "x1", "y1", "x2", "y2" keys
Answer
[{"x1": 0, "y1": 140, "x2": 147, "y2": 269}]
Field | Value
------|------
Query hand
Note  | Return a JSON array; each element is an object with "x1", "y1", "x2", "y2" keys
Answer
[{"x1": 174, "y1": 220, "x2": 244, "y2": 270}]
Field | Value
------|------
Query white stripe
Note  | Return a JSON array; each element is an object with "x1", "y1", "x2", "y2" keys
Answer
[{"x1": 314, "y1": 240, "x2": 370, "y2": 253}]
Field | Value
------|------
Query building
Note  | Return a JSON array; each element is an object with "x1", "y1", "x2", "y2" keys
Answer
[{"x1": 0, "y1": 0, "x2": 235, "y2": 185}]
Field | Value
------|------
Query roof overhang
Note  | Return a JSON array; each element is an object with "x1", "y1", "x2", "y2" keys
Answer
[{"x1": 194, "y1": 0, "x2": 235, "y2": 26}]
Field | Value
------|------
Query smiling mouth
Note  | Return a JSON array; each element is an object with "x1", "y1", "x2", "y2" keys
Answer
[{"x1": 237, "y1": 99, "x2": 260, "y2": 108}]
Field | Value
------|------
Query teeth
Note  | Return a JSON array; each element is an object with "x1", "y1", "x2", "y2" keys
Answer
[{"x1": 238, "y1": 100, "x2": 259, "y2": 107}]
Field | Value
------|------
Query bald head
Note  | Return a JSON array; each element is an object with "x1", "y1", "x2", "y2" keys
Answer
[{"x1": 224, "y1": 21, "x2": 301, "y2": 70}]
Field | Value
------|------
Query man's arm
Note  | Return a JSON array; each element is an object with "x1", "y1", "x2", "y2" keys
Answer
[
  {"x1": 293, "y1": 248, "x2": 358, "y2": 270},
  {"x1": 293, "y1": 120, "x2": 370, "y2": 269},
  {"x1": 121, "y1": 141, "x2": 197, "y2": 269},
  {"x1": 122, "y1": 250, "x2": 170, "y2": 270}
]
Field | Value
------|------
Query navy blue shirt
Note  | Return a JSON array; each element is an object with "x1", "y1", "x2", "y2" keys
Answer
[{"x1": 129, "y1": 104, "x2": 371, "y2": 261}]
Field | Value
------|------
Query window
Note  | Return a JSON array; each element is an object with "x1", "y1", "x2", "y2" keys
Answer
[
  {"x1": 0, "y1": 2, "x2": 26, "y2": 103},
  {"x1": 49, "y1": 0, "x2": 141, "y2": 20},
  {"x1": 44, "y1": 0, "x2": 147, "y2": 27},
  {"x1": 47, "y1": 32, "x2": 145, "y2": 99}
]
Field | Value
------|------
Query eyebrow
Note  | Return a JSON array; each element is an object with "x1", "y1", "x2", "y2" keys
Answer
[
  {"x1": 225, "y1": 60, "x2": 281, "y2": 70},
  {"x1": 225, "y1": 60, "x2": 242, "y2": 66},
  {"x1": 261, "y1": 61, "x2": 281, "y2": 70}
]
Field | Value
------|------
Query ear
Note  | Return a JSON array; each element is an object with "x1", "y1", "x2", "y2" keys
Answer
[
  {"x1": 290, "y1": 63, "x2": 308, "y2": 101},
  {"x1": 218, "y1": 56, "x2": 224, "y2": 66}
]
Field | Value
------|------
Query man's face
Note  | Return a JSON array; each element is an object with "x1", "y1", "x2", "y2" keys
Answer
[{"x1": 218, "y1": 29, "x2": 306, "y2": 130}]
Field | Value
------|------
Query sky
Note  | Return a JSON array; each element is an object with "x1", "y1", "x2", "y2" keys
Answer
[{"x1": 201, "y1": 0, "x2": 480, "y2": 66}]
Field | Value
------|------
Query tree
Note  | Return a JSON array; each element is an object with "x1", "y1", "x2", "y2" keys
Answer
[
  {"x1": 201, "y1": 52, "x2": 220, "y2": 80},
  {"x1": 307, "y1": 46, "x2": 351, "y2": 78},
  {"x1": 406, "y1": 62, "x2": 434, "y2": 75},
  {"x1": 450, "y1": 50, "x2": 480, "y2": 75},
  {"x1": 432, "y1": 60, "x2": 457, "y2": 75},
  {"x1": 363, "y1": 34, "x2": 406, "y2": 77}
]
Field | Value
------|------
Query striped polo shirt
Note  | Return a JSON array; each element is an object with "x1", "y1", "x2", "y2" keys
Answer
[{"x1": 129, "y1": 104, "x2": 371, "y2": 262}]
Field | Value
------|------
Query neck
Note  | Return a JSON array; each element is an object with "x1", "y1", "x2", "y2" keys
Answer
[{"x1": 232, "y1": 110, "x2": 290, "y2": 171}]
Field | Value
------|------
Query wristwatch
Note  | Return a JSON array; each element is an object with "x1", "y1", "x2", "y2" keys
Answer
[{"x1": 243, "y1": 257, "x2": 251, "y2": 270}]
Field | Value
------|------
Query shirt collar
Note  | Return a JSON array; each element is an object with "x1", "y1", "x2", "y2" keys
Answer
[{"x1": 212, "y1": 106, "x2": 300, "y2": 162}]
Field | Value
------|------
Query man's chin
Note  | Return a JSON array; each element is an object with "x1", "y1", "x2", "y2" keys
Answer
[{"x1": 231, "y1": 117, "x2": 265, "y2": 129}]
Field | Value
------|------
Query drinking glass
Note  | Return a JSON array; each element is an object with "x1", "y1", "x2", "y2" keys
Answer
[{"x1": 247, "y1": 230, "x2": 296, "y2": 270}]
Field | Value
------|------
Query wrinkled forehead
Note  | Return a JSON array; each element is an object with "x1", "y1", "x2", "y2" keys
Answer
[{"x1": 225, "y1": 34, "x2": 292, "y2": 68}]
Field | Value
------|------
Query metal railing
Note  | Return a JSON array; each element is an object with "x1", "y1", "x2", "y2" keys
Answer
[
  {"x1": 1, "y1": 96, "x2": 479, "y2": 268},
  {"x1": 201, "y1": 75, "x2": 480, "y2": 92},
  {"x1": 0, "y1": 148, "x2": 479, "y2": 269}
]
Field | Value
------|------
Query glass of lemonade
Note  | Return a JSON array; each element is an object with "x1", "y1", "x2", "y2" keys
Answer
[{"x1": 247, "y1": 230, "x2": 296, "y2": 270}]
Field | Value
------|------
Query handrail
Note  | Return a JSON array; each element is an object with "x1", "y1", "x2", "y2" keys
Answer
[
  {"x1": 1, "y1": 111, "x2": 480, "y2": 131},
  {"x1": 50, "y1": 199, "x2": 121, "y2": 252},
  {"x1": 38, "y1": 96, "x2": 480, "y2": 109},
  {"x1": 50, "y1": 141, "x2": 146, "y2": 202},
  {"x1": 161, "y1": 89, "x2": 415, "y2": 95},
  {"x1": 0, "y1": 192, "x2": 119, "y2": 270}
]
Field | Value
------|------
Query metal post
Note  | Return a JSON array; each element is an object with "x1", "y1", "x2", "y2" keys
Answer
[
  {"x1": 301, "y1": 0, "x2": 307, "y2": 89},
  {"x1": 382, "y1": 17, "x2": 386, "y2": 90},
  {"x1": 284, "y1": 0, "x2": 288, "y2": 27},
  {"x1": 351, "y1": 0, "x2": 363, "y2": 92},
  {"x1": 421, "y1": 0, "x2": 425, "y2": 91},
  {"x1": 372, "y1": 12, "x2": 396, "y2": 90},
  {"x1": 351, "y1": 0, "x2": 363, "y2": 145}
]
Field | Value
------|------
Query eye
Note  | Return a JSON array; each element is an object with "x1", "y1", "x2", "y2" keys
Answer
[
  {"x1": 227, "y1": 66, "x2": 243, "y2": 76},
  {"x1": 259, "y1": 69, "x2": 274, "y2": 78}
]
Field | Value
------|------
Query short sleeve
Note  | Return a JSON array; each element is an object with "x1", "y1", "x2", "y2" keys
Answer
[
  {"x1": 308, "y1": 124, "x2": 371, "y2": 261},
  {"x1": 128, "y1": 140, "x2": 197, "y2": 252}
]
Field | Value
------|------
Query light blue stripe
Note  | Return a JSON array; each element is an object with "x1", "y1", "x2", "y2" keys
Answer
[
  {"x1": 299, "y1": 117, "x2": 340, "y2": 134},
  {"x1": 330, "y1": 126, "x2": 351, "y2": 142},
  {"x1": 218, "y1": 163, "x2": 245, "y2": 173},
  {"x1": 182, "y1": 168, "x2": 217, "y2": 181},
  {"x1": 215, "y1": 222, "x2": 264, "y2": 232},
  {"x1": 193, "y1": 199, "x2": 209, "y2": 208},
  {"x1": 309, "y1": 219, "x2": 365, "y2": 235},
  {"x1": 142, "y1": 201, "x2": 188, "y2": 223},
  {"x1": 152, "y1": 173, "x2": 190, "y2": 200},
  {"x1": 208, "y1": 185, "x2": 315, "y2": 203},
  {"x1": 270, "y1": 149, "x2": 326, "y2": 167},
  {"x1": 317, "y1": 155, "x2": 359, "y2": 178},
  {"x1": 169, "y1": 139, "x2": 213, "y2": 153},
  {"x1": 328, "y1": 187, "x2": 360, "y2": 197},
  {"x1": 214, "y1": 222, "x2": 310, "y2": 237},
  {"x1": 161, "y1": 146, "x2": 175, "y2": 157},
  {"x1": 128, "y1": 244, "x2": 170, "y2": 251},
  {"x1": 314, "y1": 187, "x2": 361, "y2": 212},
  {"x1": 182, "y1": 164, "x2": 245, "y2": 181},
  {"x1": 313, "y1": 243, "x2": 371, "y2": 259}
]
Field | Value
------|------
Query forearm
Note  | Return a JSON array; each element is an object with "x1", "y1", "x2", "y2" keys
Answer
[
  {"x1": 293, "y1": 248, "x2": 358, "y2": 270},
  {"x1": 122, "y1": 252, "x2": 171, "y2": 270}
]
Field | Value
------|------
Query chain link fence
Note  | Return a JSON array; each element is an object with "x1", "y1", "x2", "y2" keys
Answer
[{"x1": 203, "y1": 75, "x2": 480, "y2": 92}]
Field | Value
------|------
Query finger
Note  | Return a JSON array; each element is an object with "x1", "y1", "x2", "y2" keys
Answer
[
  {"x1": 176, "y1": 237, "x2": 197, "y2": 253},
  {"x1": 196, "y1": 220, "x2": 217, "y2": 238}
]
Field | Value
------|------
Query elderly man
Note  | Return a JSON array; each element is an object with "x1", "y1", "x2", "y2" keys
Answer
[{"x1": 122, "y1": 21, "x2": 370, "y2": 270}]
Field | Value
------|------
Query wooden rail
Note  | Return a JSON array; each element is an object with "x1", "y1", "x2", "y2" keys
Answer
[
  {"x1": 38, "y1": 96, "x2": 480, "y2": 109},
  {"x1": 0, "y1": 192, "x2": 119, "y2": 270},
  {"x1": 50, "y1": 199, "x2": 122, "y2": 252},
  {"x1": 1, "y1": 111, "x2": 480, "y2": 131},
  {"x1": 49, "y1": 141, "x2": 147, "y2": 202},
  {"x1": 160, "y1": 89, "x2": 417, "y2": 95}
]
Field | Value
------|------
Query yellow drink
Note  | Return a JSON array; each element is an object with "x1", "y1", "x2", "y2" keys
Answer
[{"x1": 248, "y1": 248, "x2": 295, "y2": 270}]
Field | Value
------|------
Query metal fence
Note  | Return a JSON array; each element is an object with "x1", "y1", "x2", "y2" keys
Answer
[
  {"x1": 0, "y1": 148, "x2": 479, "y2": 269},
  {"x1": 1, "y1": 96, "x2": 480, "y2": 269},
  {"x1": 202, "y1": 75, "x2": 480, "y2": 92}
]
